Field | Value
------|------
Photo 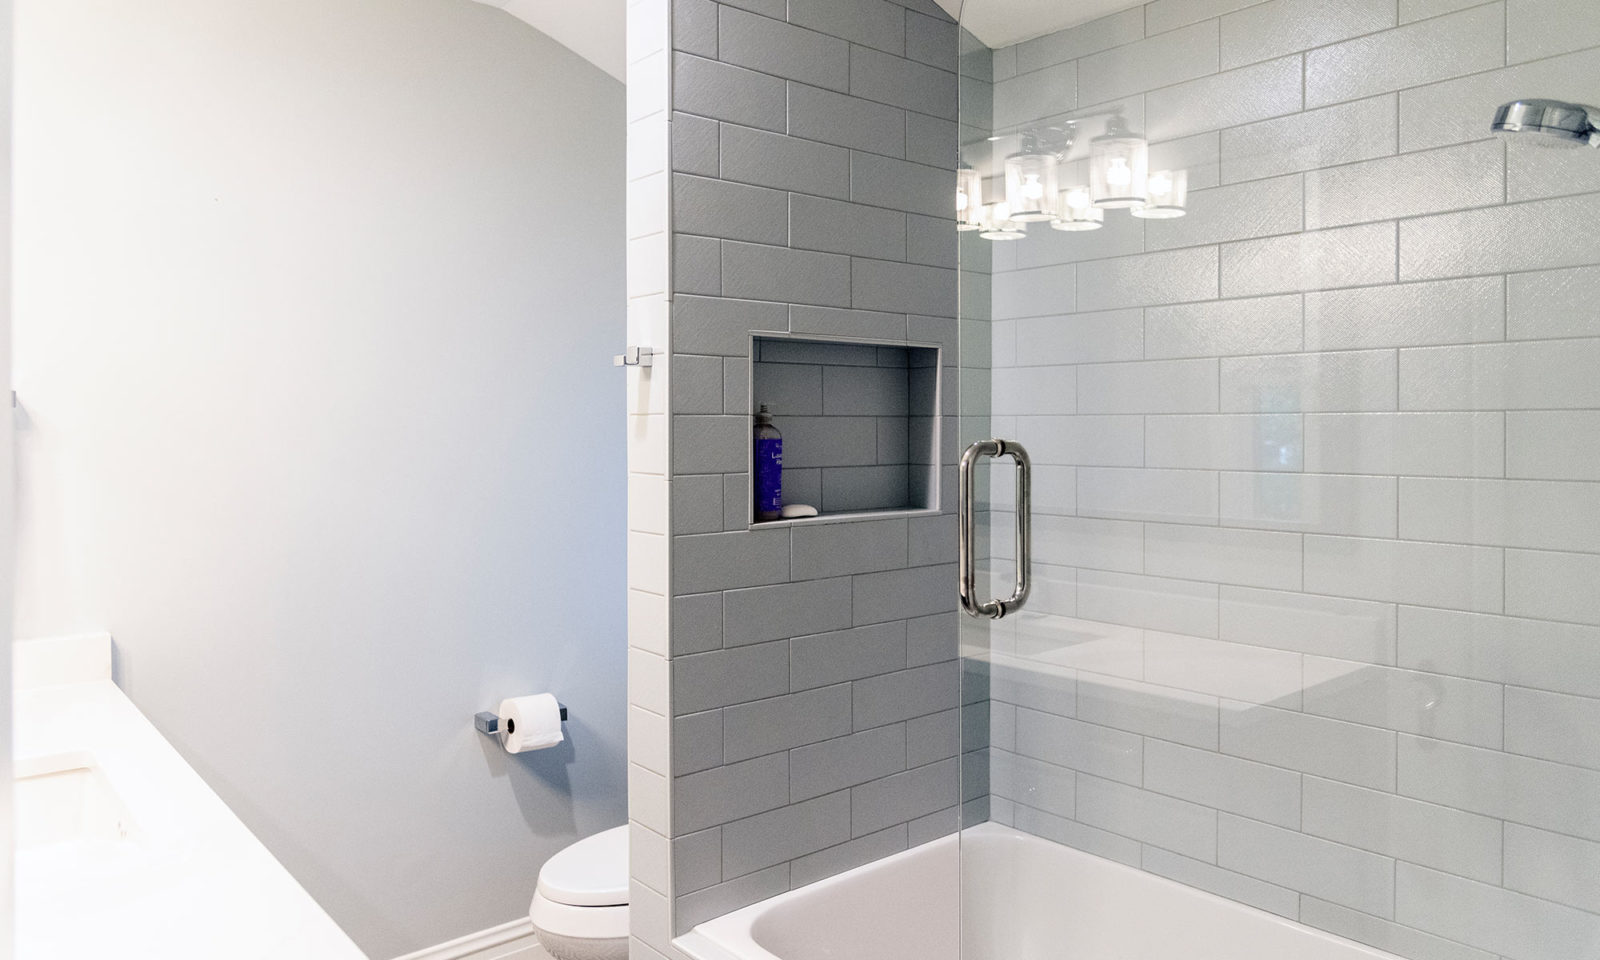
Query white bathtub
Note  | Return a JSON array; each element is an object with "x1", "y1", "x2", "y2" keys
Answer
[{"x1": 677, "y1": 823, "x2": 1403, "y2": 960}]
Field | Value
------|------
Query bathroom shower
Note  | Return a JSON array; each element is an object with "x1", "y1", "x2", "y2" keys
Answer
[
  {"x1": 1493, "y1": 98, "x2": 1600, "y2": 147},
  {"x1": 625, "y1": 1, "x2": 1600, "y2": 958}
]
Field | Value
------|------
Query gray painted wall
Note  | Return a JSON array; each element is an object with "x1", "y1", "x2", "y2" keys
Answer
[
  {"x1": 653, "y1": 0, "x2": 972, "y2": 937},
  {"x1": 12, "y1": 0, "x2": 625, "y2": 955}
]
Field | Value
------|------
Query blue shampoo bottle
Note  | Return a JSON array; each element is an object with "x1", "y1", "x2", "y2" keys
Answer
[{"x1": 754, "y1": 404, "x2": 782, "y2": 521}]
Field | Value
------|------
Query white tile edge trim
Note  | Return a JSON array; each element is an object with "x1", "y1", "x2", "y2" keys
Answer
[{"x1": 388, "y1": 918, "x2": 546, "y2": 960}]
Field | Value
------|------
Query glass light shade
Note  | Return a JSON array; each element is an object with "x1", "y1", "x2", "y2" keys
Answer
[
  {"x1": 956, "y1": 164, "x2": 984, "y2": 231},
  {"x1": 1004, "y1": 150, "x2": 1060, "y2": 222},
  {"x1": 1050, "y1": 185, "x2": 1104, "y2": 231},
  {"x1": 1090, "y1": 119, "x2": 1149, "y2": 209},
  {"x1": 978, "y1": 203, "x2": 1026, "y2": 240},
  {"x1": 1133, "y1": 168, "x2": 1189, "y2": 219}
]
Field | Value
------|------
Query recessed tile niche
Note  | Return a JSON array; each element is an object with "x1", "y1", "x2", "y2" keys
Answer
[{"x1": 749, "y1": 336, "x2": 941, "y2": 524}]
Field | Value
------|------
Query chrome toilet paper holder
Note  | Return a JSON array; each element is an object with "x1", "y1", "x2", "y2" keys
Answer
[{"x1": 474, "y1": 704, "x2": 567, "y2": 737}]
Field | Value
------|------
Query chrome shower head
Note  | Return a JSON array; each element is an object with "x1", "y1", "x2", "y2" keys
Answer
[{"x1": 1491, "y1": 99, "x2": 1600, "y2": 148}]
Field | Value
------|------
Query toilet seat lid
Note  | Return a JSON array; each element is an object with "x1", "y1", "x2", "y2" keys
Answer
[{"x1": 537, "y1": 825, "x2": 629, "y2": 907}]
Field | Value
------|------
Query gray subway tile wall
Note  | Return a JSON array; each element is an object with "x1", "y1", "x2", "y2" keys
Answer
[
  {"x1": 646, "y1": 0, "x2": 967, "y2": 940},
  {"x1": 979, "y1": 3, "x2": 1600, "y2": 960}
]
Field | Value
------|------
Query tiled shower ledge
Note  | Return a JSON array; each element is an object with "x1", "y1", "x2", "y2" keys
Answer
[{"x1": 752, "y1": 506, "x2": 941, "y2": 529}]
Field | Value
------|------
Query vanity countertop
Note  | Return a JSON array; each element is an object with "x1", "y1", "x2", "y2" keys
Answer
[{"x1": 15, "y1": 634, "x2": 368, "y2": 960}]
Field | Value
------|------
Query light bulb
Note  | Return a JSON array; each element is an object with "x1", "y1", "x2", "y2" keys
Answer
[
  {"x1": 956, "y1": 164, "x2": 984, "y2": 231},
  {"x1": 979, "y1": 203, "x2": 1026, "y2": 240},
  {"x1": 1052, "y1": 186, "x2": 1104, "y2": 232},
  {"x1": 1003, "y1": 148, "x2": 1059, "y2": 222},
  {"x1": 1089, "y1": 117, "x2": 1149, "y2": 209},
  {"x1": 1132, "y1": 168, "x2": 1188, "y2": 219}
]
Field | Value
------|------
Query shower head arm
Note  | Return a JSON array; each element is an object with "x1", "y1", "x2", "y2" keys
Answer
[
  {"x1": 1572, "y1": 105, "x2": 1600, "y2": 148},
  {"x1": 1577, "y1": 105, "x2": 1600, "y2": 147}
]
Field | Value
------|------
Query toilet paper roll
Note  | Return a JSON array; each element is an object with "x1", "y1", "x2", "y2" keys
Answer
[{"x1": 498, "y1": 694, "x2": 565, "y2": 754}]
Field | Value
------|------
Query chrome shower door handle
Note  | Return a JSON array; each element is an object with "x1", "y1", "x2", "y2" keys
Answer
[{"x1": 959, "y1": 439, "x2": 1032, "y2": 620}]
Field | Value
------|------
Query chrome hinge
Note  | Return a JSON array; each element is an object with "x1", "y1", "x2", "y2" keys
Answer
[{"x1": 613, "y1": 346, "x2": 654, "y2": 368}]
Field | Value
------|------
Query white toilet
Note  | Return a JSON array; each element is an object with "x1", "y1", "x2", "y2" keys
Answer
[{"x1": 529, "y1": 826, "x2": 629, "y2": 960}]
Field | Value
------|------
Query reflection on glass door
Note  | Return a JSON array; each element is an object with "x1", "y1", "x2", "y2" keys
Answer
[{"x1": 957, "y1": 3, "x2": 1600, "y2": 960}]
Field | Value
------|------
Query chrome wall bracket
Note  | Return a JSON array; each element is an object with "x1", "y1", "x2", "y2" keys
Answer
[
  {"x1": 474, "y1": 704, "x2": 567, "y2": 737},
  {"x1": 613, "y1": 346, "x2": 654, "y2": 367},
  {"x1": 959, "y1": 439, "x2": 1032, "y2": 620}
]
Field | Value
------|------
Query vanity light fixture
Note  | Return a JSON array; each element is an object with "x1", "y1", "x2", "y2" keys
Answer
[
  {"x1": 1003, "y1": 134, "x2": 1060, "y2": 222},
  {"x1": 1089, "y1": 116, "x2": 1149, "y2": 209},
  {"x1": 957, "y1": 163, "x2": 984, "y2": 231},
  {"x1": 963, "y1": 114, "x2": 1190, "y2": 241},
  {"x1": 1132, "y1": 168, "x2": 1188, "y2": 219},
  {"x1": 978, "y1": 203, "x2": 1026, "y2": 240},
  {"x1": 1050, "y1": 185, "x2": 1104, "y2": 231}
]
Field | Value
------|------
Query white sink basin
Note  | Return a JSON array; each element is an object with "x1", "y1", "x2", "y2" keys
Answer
[{"x1": 15, "y1": 751, "x2": 137, "y2": 851}]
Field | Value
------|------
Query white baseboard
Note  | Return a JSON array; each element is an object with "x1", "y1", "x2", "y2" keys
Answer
[{"x1": 390, "y1": 918, "x2": 548, "y2": 960}]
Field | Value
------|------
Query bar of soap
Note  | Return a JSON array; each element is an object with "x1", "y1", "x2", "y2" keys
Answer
[{"x1": 780, "y1": 504, "x2": 819, "y2": 519}]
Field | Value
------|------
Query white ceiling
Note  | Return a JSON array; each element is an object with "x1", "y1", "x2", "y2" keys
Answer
[
  {"x1": 944, "y1": 0, "x2": 1145, "y2": 49},
  {"x1": 469, "y1": 0, "x2": 626, "y2": 81},
  {"x1": 468, "y1": 0, "x2": 1143, "y2": 85}
]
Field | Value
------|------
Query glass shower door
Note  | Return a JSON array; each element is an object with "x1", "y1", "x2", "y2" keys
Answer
[{"x1": 954, "y1": 3, "x2": 1600, "y2": 960}]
